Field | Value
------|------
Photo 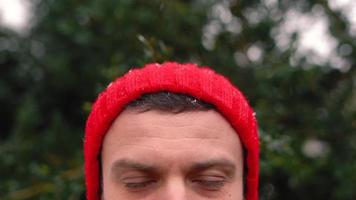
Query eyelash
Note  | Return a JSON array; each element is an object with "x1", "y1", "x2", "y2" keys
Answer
[
  {"x1": 123, "y1": 177, "x2": 226, "y2": 191},
  {"x1": 192, "y1": 179, "x2": 226, "y2": 191},
  {"x1": 124, "y1": 180, "x2": 156, "y2": 189}
]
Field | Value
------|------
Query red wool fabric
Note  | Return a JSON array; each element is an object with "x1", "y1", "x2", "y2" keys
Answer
[{"x1": 84, "y1": 62, "x2": 259, "y2": 200}]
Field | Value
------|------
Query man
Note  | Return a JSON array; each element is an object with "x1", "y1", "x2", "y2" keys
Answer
[{"x1": 84, "y1": 62, "x2": 259, "y2": 200}]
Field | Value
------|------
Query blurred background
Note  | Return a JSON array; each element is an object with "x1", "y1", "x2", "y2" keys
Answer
[{"x1": 0, "y1": 0, "x2": 355, "y2": 199}]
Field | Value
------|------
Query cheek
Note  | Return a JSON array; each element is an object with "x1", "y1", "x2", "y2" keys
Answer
[
  {"x1": 225, "y1": 180, "x2": 244, "y2": 200},
  {"x1": 102, "y1": 179, "x2": 123, "y2": 200}
]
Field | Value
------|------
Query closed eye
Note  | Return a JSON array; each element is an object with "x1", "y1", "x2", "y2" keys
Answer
[
  {"x1": 121, "y1": 177, "x2": 157, "y2": 190},
  {"x1": 191, "y1": 176, "x2": 226, "y2": 191},
  {"x1": 125, "y1": 180, "x2": 156, "y2": 189}
]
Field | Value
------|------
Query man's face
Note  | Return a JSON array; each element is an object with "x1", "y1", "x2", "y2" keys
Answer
[{"x1": 101, "y1": 109, "x2": 244, "y2": 200}]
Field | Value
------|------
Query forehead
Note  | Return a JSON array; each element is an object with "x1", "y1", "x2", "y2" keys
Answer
[
  {"x1": 105, "y1": 109, "x2": 239, "y2": 141},
  {"x1": 101, "y1": 110, "x2": 243, "y2": 166}
]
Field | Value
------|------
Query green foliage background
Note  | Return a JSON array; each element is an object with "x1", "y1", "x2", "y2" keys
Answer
[{"x1": 0, "y1": 0, "x2": 355, "y2": 199}]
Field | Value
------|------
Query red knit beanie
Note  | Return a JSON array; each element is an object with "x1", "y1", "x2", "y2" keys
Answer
[{"x1": 84, "y1": 62, "x2": 259, "y2": 200}]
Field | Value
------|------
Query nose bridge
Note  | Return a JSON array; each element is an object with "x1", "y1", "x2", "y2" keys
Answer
[{"x1": 161, "y1": 176, "x2": 188, "y2": 200}]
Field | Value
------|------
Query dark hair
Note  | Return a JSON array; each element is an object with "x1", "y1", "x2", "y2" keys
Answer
[{"x1": 125, "y1": 91, "x2": 215, "y2": 112}]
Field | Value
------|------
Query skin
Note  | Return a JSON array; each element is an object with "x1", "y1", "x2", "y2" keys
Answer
[{"x1": 101, "y1": 109, "x2": 244, "y2": 200}]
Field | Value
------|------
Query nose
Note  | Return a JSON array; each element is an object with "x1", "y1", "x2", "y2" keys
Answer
[{"x1": 160, "y1": 177, "x2": 188, "y2": 200}]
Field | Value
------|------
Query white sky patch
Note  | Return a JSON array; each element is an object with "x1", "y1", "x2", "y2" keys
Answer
[
  {"x1": 302, "y1": 138, "x2": 330, "y2": 159},
  {"x1": 243, "y1": 6, "x2": 268, "y2": 26},
  {"x1": 296, "y1": 8, "x2": 339, "y2": 65},
  {"x1": 328, "y1": 0, "x2": 356, "y2": 36},
  {"x1": 273, "y1": 6, "x2": 351, "y2": 71},
  {"x1": 202, "y1": 0, "x2": 241, "y2": 50},
  {"x1": 247, "y1": 44, "x2": 264, "y2": 63},
  {"x1": 0, "y1": 0, "x2": 32, "y2": 34}
]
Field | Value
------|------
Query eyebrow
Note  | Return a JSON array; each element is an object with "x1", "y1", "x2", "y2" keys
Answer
[
  {"x1": 189, "y1": 159, "x2": 237, "y2": 176},
  {"x1": 110, "y1": 158, "x2": 237, "y2": 177},
  {"x1": 111, "y1": 159, "x2": 158, "y2": 174}
]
